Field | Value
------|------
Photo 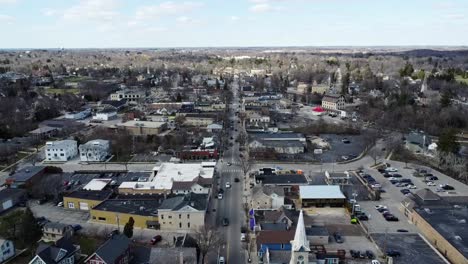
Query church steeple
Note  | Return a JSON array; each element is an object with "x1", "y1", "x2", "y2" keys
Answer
[{"x1": 290, "y1": 210, "x2": 310, "y2": 264}]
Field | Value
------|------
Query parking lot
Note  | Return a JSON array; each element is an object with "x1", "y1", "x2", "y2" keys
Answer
[{"x1": 371, "y1": 233, "x2": 448, "y2": 264}]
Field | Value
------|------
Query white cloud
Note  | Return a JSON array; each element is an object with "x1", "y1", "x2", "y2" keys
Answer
[
  {"x1": 0, "y1": 14, "x2": 14, "y2": 25},
  {"x1": 445, "y1": 13, "x2": 466, "y2": 20},
  {"x1": 135, "y1": 1, "x2": 203, "y2": 21},
  {"x1": 41, "y1": 8, "x2": 57, "y2": 17},
  {"x1": 0, "y1": 0, "x2": 18, "y2": 4},
  {"x1": 62, "y1": 0, "x2": 120, "y2": 22},
  {"x1": 230, "y1": 16, "x2": 240, "y2": 21},
  {"x1": 249, "y1": 3, "x2": 281, "y2": 13}
]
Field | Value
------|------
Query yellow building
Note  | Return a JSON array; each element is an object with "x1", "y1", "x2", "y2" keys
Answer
[
  {"x1": 90, "y1": 199, "x2": 161, "y2": 229},
  {"x1": 63, "y1": 190, "x2": 113, "y2": 211}
]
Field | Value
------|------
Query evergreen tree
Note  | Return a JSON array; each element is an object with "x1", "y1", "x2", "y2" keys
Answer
[
  {"x1": 440, "y1": 90, "x2": 452, "y2": 108},
  {"x1": 123, "y1": 217, "x2": 135, "y2": 238},
  {"x1": 438, "y1": 129, "x2": 459, "y2": 154}
]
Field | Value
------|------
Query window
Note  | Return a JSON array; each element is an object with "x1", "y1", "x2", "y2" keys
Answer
[
  {"x1": 179, "y1": 214, "x2": 181, "y2": 219},
  {"x1": 281, "y1": 244, "x2": 285, "y2": 249},
  {"x1": 98, "y1": 217, "x2": 106, "y2": 221},
  {"x1": 168, "y1": 215, "x2": 172, "y2": 219},
  {"x1": 179, "y1": 223, "x2": 182, "y2": 228},
  {"x1": 187, "y1": 222, "x2": 190, "y2": 228},
  {"x1": 161, "y1": 215, "x2": 164, "y2": 220},
  {"x1": 68, "y1": 202, "x2": 75, "y2": 209},
  {"x1": 187, "y1": 214, "x2": 190, "y2": 219},
  {"x1": 60, "y1": 153, "x2": 64, "y2": 156}
]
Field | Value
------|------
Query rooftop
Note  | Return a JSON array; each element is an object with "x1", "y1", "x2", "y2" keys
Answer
[
  {"x1": 0, "y1": 188, "x2": 26, "y2": 201},
  {"x1": 45, "y1": 140, "x2": 76, "y2": 148},
  {"x1": 256, "y1": 174, "x2": 308, "y2": 185},
  {"x1": 299, "y1": 185, "x2": 346, "y2": 199},
  {"x1": 119, "y1": 120, "x2": 167, "y2": 128},
  {"x1": 415, "y1": 206, "x2": 468, "y2": 258},
  {"x1": 159, "y1": 193, "x2": 208, "y2": 211},
  {"x1": 256, "y1": 230, "x2": 295, "y2": 247},
  {"x1": 92, "y1": 234, "x2": 130, "y2": 264},
  {"x1": 82, "y1": 179, "x2": 112, "y2": 191},
  {"x1": 119, "y1": 162, "x2": 214, "y2": 191},
  {"x1": 250, "y1": 132, "x2": 305, "y2": 141},
  {"x1": 8, "y1": 166, "x2": 46, "y2": 182},
  {"x1": 64, "y1": 190, "x2": 112, "y2": 201},
  {"x1": 93, "y1": 199, "x2": 163, "y2": 216}
]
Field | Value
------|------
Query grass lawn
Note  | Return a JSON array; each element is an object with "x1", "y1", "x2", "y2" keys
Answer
[
  {"x1": 78, "y1": 236, "x2": 100, "y2": 256},
  {"x1": 455, "y1": 75, "x2": 468, "y2": 85},
  {"x1": 45, "y1": 88, "x2": 81, "y2": 95}
]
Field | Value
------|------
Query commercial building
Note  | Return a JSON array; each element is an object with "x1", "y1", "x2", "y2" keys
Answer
[
  {"x1": 0, "y1": 188, "x2": 26, "y2": 213},
  {"x1": 45, "y1": 140, "x2": 78, "y2": 162},
  {"x1": 63, "y1": 190, "x2": 113, "y2": 211},
  {"x1": 249, "y1": 139, "x2": 305, "y2": 154},
  {"x1": 79, "y1": 139, "x2": 110, "y2": 162},
  {"x1": 90, "y1": 199, "x2": 161, "y2": 229},
  {"x1": 110, "y1": 90, "x2": 144, "y2": 102},
  {"x1": 401, "y1": 189, "x2": 468, "y2": 264},
  {"x1": 117, "y1": 120, "x2": 167, "y2": 136},
  {"x1": 321, "y1": 94, "x2": 345, "y2": 111},
  {"x1": 299, "y1": 185, "x2": 346, "y2": 208},
  {"x1": 172, "y1": 176, "x2": 212, "y2": 195},
  {"x1": 158, "y1": 193, "x2": 208, "y2": 231},
  {"x1": 93, "y1": 109, "x2": 117, "y2": 121},
  {"x1": 118, "y1": 162, "x2": 215, "y2": 195},
  {"x1": 5, "y1": 166, "x2": 47, "y2": 188}
]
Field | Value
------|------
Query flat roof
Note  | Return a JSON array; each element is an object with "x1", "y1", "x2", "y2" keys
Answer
[
  {"x1": 9, "y1": 166, "x2": 46, "y2": 182},
  {"x1": 256, "y1": 174, "x2": 308, "y2": 185},
  {"x1": 93, "y1": 199, "x2": 163, "y2": 216},
  {"x1": 416, "y1": 206, "x2": 468, "y2": 258},
  {"x1": 119, "y1": 120, "x2": 166, "y2": 128},
  {"x1": 299, "y1": 185, "x2": 346, "y2": 199},
  {"x1": 83, "y1": 179, "x2": 111, "y2": 191},
  {"x1": 64, "y1": 190, "x2": 113, "y2": 201},
  {"x1": 119, "y1": 163, "x2": 214, "y2": 191}
]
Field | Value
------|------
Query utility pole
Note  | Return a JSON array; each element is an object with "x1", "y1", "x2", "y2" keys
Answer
[{"x1": 116, "y1": 214, "x2": 120, "y2": 233}]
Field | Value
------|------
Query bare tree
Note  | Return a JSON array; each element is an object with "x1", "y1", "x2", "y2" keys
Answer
[{"x1": 194, "y1": 225, "x2": 224, "y2": 264}]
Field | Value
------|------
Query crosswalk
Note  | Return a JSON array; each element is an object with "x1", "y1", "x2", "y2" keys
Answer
[{"x1": 221, "y1": 169, "x2": 243, "y2": 174}]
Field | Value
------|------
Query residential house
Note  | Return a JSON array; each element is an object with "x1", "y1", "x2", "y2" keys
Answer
[
  {"x1": 248, "y1": 113, "x2": 270, "y2": 127},
  {"x1": 63, "y1": 190, "x2": 113, "y2": 211},
  {"x1": 0, "y1": 238, "x2": 14, "y2": 263},
  {"x1": 0, "y1": 188, "x2": 26, "y2": 213},
  {"x1": 252, "y1": 186, "x2": 285, "y2": 210},
  {"x1": 45, "y1": 140, "x2": 78, "y2": 162},
  {"x1": 93, "y1": 109, "x2": 117, "y2": 121},
  {"x1": 321, "y1": 94, "x2": 345, "y2": 111},
  {"x1": 29, "y1": 238, "x2": 80, "y2": 264},
  {"x1": 90, "y1": 199, "x2": 161, "y2": 229},
  {"x1": 64, "y1": 109, "x2": 91, "y2": 120},
  {"x1": 405, "y1": 131, "x2": 433, "y2": 154},
  {"x1": 79, "y1": 139, "x2": 110, "y2": 162},
  {"x1": 256, "y1": 230, "x2": 295, "y2": 258},
  {"x1": 158, "y1": 193, "x2": 208, "y2": 231},
  {"x1": 172, "y1": 176, "x2": 212, "y2": 195},
  {"x1": 42, "y1": 222, "x2": 74, "y2": 243},
  {"x1": 85, "y1": 234, "x2": 130, "y2": 264}
]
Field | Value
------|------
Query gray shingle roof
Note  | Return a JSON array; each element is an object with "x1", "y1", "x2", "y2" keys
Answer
[{"x1": 94, "y1": 234, "x2": 130, "y2": 263}]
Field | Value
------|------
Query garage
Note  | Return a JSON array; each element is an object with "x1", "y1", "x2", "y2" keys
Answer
[
  {"x1": 79, "y1": 202, "x2": 89, "y2": 210},
  {"x1": 2, "y1": 200, "x2": 13, "y2": 211}
]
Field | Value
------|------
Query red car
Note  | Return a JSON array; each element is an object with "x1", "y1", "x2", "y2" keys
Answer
[{"x1": 150, "y1": 235, "x2": 162, "y2": 245}]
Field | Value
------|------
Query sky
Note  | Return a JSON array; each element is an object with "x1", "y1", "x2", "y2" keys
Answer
[{"x1": 1, "y1": 0, "x2": 468, "y2": 48}]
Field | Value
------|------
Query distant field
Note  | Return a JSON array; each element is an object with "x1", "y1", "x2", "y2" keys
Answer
[
  {"x1": 63, "y1": 76, "x2": 89, "y2": 82},
  {"x1": 456, "y1": 75, "x2": 468, "y2": 85},
  {"x1": 45, "y1": 88, "x2": 81, "y2": 95}
]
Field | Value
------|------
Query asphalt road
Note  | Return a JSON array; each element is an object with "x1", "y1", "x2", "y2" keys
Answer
[{"x1": 207, "y1": 80, "x2": 245, "y2": 264}]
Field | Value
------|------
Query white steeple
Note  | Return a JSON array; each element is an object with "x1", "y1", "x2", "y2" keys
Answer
[{"x1": 291, "y1": 210, "x2": 310, "y2": 252}]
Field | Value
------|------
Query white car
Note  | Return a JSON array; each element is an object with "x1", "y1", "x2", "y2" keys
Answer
[
  {"x1": 372, "y1": 260, "x2": 381, "y2": 264},
  {"x1": 227, "y1": 162, "x2": 232, "y2": 166},
  {"x1": 241, "y1": 233, "x2": 246, "y2": 241},
  {"x1": 408, "y1": 185, "x2": 417, "y2": 189},
  {"x1": 375, "y1": 205, "x2": 387, "y2": 210},
  {"x1": 385, "y1": 167, "x2": 398, "y2": 172},
  {"x1": 371, "y1": 183, "x2": 381, "y2": 188},
  {"x1": 225, "y1": 182, "x2": 231, "y2": 188},
  {"x1": 427, "y1": 182, "x2": 436, "y2": 186},
  {"x1": 217, "y1": 193, "x2": 223, "y2": 200},
  {"x1": 57, "y1": 202, "x2": 63, "y2": 207},
  {"x1": 218, "y1": 256, "x2": 225, "y2": 264}
]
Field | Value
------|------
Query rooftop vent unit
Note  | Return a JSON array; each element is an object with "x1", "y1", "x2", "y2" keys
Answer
[
  {"x1": 457, "y1": 219, "x2": 466, "y2": 224},
  {"x1": 424, "y1": 208, "x2": 431, "y2": 213},
  {"x1": 455, "y1": 236, "x2": 462, "y2": 241}
]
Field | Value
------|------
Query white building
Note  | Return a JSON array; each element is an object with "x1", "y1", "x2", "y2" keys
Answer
[
  {"x1": 93, "y1": 109, "x2": 117, "y2": 121},
  {"x1": 0, "y1": 239, "x2": 14, "y2": 263},
  {"x1": 110, "y1": 90, "x2": 144, "y2": 102},
  {"x1": 64, "y1": 109, "x2": 91, "y2": 120},
  {"x1": 45, "y1": 140, "x2": 78, "y2": 162},
  {"x1": 118, "y1": 162, "x2": 215, "y2": 194},
  {"x1": 321, "y1": 94, "x2": 345, "y2": 111},
  {"x1": 79, "y1": 139, "x2": 110, "y2": 162}
]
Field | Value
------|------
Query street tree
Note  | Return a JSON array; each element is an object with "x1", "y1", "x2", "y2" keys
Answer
[
  {"x1": 438, "y1": 128, "x2": 459, "y2": 154},
  {"x1": 194, "y1": 225, "x2": 223, "y2": 264}
]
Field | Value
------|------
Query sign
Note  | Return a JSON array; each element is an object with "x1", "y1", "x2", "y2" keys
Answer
[{"x1": 314, "y1": 149, "x2": 323, "y2": 155}]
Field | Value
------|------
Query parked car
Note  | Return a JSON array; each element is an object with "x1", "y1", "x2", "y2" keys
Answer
[
  {"x1": 428, "y1": 176, "x2": 439, "y2": 181},
  {"x1": 225, "y1": 182, "x2": 231, "y2": 188},
  {"x1": 377, "y1": 168, "x2": 386, "y2": 173},
  {"x1": 150, "y1": 235, "x2": 162, "y2": 245},
  {"x1": 217, "y1": 193, "x2": 223, "y2": 199},
  {"x1": 386, "y1": 250, "x2": 401, "y2": 257},
  {"x1": 427, "y1": 182, "x2": 436, "y2": 186},
  {"x1": 218, "y1": 256, "x2": 225, "y2": 264},
  {"x1": 72, "y1": 224, "x2": 82, "y2": 232},
  {"x1": 441, "y1": 184, "x2": 455, "y2": 190},
  {"x1": 372, "y1": 260, "x2": 381, "y2": 264},
  {"x1": 57, "y1": 202, "x2": 63, "y2": 207},
  {"x1": 241, "y1": 233, "x2": 246, "y2": 242},
  {"x1": 400, "y1": 189, "x2": 411, "y2": 195},
  {"x1": 234, "y1": 177, "x2": 240, "y2": 182},
  {"x1": 223, "y1": 218, "x2": 229, "y2": 226},
  {"x1": 350, "y1": 250, "x2": 359, "y2": 258},
  {"x1": 365, "y1": 250, "x2": 375, "y2": 259},
  {"x1": 385, "y1": 167, "x2": 398, "y2": 172},
  {"x1": 397, "y1": 229, "x2": 409, "y2": 232},
  {"x1": 391, "y1": 173, "x2": 402, "y2": 178},
  {"x1": 333, "y1": 232, "x2": 343, "y2": 243}
]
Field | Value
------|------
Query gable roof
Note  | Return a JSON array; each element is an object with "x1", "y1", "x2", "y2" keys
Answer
[
  {"x1": 256, "y1": 230, "x2": 295, "y2": 247},
  {"x1": 322, "y1": 94, "x2": 344, "y2": 103},
  {"x1": 89, "y1": 234, "x2": 130, "y2": 264},
  {"x1": 34, "y1": 238, "x2": 77, "y2": 264},
  {"x1": 101, "y1": 99, "x2": 127, "y2": 109}
]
